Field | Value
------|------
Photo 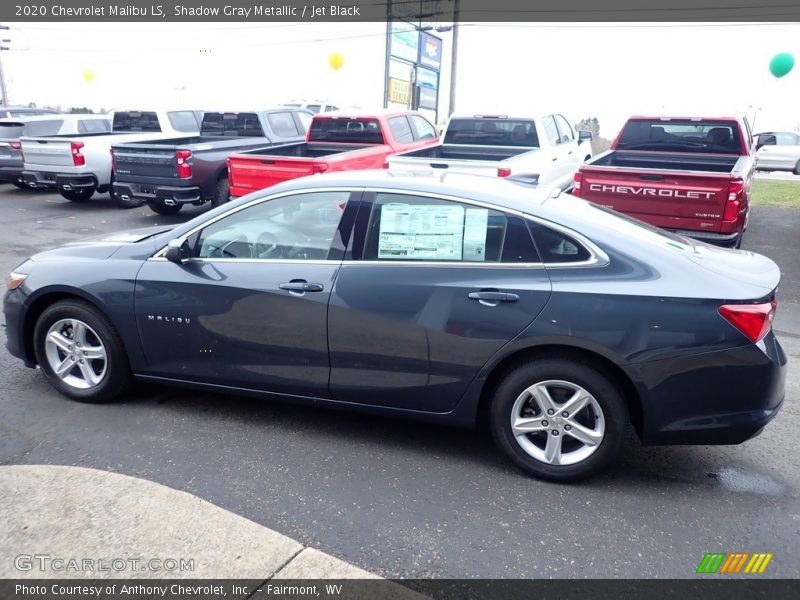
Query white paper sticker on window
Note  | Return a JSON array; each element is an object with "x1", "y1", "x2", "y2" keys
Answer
[
  {"x1": 463, "y1": 208, "x2": 489, "y2": 261},
  {"x1": 378, "y1": 203, "x2": 465, "y2": 260}
]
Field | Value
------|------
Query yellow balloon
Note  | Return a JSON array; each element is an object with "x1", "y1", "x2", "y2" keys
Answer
[
  {"x1": 82, "y1": 70, "x2": 96, "y2": 83},
  {"x1": 328, "y1": 52, "x2": 344, "y2": 71}
]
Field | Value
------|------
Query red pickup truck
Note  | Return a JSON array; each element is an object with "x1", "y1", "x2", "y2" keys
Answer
[
  {"x1": 572, "y1": 116, "x2": 755, "y2": 248},
  {"x1": 228, "y1": 111, "x2": 440, "y2": 197}
]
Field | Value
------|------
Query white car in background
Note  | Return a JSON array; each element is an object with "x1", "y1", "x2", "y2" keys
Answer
[{"x1": 755, "y1": 131, "x2": 800, "y2": 174}]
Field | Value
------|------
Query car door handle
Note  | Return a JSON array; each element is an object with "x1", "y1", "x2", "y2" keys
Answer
[
  {"x1": 279, "y1": 281, "x2": 324, "y2": 293},
  {"x1": 468, "y1": 291, "x2": 519, "y2": 306}
]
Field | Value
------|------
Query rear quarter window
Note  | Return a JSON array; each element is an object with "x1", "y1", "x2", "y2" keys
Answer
[{"x1": 529, "y1": 222, "x2": 591, "y2": 263}]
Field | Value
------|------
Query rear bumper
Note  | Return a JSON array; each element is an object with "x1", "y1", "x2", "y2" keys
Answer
[
  {"x1": 0, "y1": 165, "x2": 23, "y2": 181},
  {"x1": 633, "y1": 333, "x2": 786, "y2": 445},
  {"x1": 21, "y1": 171, "x2": 97, "y2": 191},
  {"x1": 113, "y1": 182, "x2": 202, "y2": 205},
  {"x1": 668, "y1": 228, "x2": 740, "y2": 247}
]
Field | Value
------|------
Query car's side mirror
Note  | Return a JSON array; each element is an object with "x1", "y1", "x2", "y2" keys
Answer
[
  {"x1": 165, "y1": 239, "x2": 190, "y2": 265},
  {"x1": 578, "y1": 130, "x2": 593, "y2": 143},
  {"x1": 756, "y1": 134, "x2": 776, "y2": 149}
]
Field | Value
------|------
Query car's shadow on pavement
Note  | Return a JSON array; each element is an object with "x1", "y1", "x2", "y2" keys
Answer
[{"x1": 109, "y1": 380, "x2": 776, "y2": 491}]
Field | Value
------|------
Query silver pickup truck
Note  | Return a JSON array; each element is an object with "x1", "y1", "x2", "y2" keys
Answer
[{"x1": 20, "y1": 109, "x2": 201, "y2": 203}]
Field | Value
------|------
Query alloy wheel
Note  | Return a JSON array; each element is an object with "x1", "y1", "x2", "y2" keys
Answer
[{"x1": 44, "y1": 318, "x2": 108, "y2": 390}]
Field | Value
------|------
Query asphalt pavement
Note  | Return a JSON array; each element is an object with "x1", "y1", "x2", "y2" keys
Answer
[{"x1": 1, "y1": 185, "x2": 799, "y2": 579}]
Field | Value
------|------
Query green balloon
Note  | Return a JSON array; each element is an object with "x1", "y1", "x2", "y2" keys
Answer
[{"x1": 769, "y1": 52, "x2": 795, "y2": 78}]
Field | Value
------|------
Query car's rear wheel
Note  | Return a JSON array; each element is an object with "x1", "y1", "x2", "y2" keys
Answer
[
  {"x1": 33, "y1": 300, "x2": 131, "y2": 403},
  {"x1": 490, "y1": 359, "x2": 628, "y2": 482},
  {"x1": 149, "y1": 202, "x2": 183, "y2": 215},
  {"x1": 211, "y1": 177, "x2": 230, "y2": 209},
  {"x1": 60, "y1": 188, "x2": 94, "y2": 202}
]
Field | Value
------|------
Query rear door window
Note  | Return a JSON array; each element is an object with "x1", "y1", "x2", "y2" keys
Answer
[
  {"x1": 22, "y1": 119, "x2": 65, "y2": 136},
  {"x1": 359, "y1": 193, "x2": 540, "y2": 263},
  {"x1": 409, "y1": 115, "x2": 438, "y2": 141},
  {"x1": 266, "y1": 112, "x2": 300, "y2": 137},
  {"x1": 388, "y1": 116, "x2": 414, "y2": 144},
  {"x1": 167, "y1": 111, "x2": 201, "y2": 132},
  {"x1": 542, "y1": 116, "x2": 561, "y2": 146},
  {"x1": 296, "y1": 112, "x2": 312, "y2": 133},
  {"x1": 78, "y1": 119, "x2": 111, "y2": 134},
  {"x1": 554, "y1": 115, "x2": 574, "y2": 143}
]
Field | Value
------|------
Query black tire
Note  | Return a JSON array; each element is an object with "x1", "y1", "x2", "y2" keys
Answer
[
  {"x1": 33, "y1": 299, "x2": 132, "y2": 403},
  {"x1": 12, "y1": 180, "x2": 29, "y2": 190},
  {"x1": 490, "y1": 358, "x2": 629, "y2": 482},
  {"x1": 149, "y1": 202, "x2": 183, "y2": 215},
  {"x1": 794, "y1": 160, "x2": 800, "y2": 176},
  {"x1": 110, "y1": 174, "x2": 143, "y2": 209},
  {"x1": 211, "y1": 177, "x2": 230, "y2": 208},
  {"x1": 60, "y1": 188, "x2": 94, "y2": 202}
]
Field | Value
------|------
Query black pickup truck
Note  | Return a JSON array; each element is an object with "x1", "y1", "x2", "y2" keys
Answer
[{"x1": 111, "y1": 109, "x2": 312, "y2": 213}]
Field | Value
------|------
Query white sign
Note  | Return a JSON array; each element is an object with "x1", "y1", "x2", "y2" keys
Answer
[{"x1": 378, "y1": 204, "x2": 466, "y2": 260}]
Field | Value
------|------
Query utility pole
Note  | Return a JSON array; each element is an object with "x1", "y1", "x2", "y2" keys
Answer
[
  {"x1": 448, "y1": 0, "x2": 459, "y2": 116},
  {"x1": 0, "y1": 25, "x2": 9, "y2": 106}
]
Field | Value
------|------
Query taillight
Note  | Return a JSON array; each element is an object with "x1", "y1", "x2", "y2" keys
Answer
[
  {"x1": 572, "y1": 172, "x2": 583, "y2": 197},
  {"x1": 176, "y1": 150, "x2": 192, "y2": 179},
  {"x1": 497, "y1": 167, "x2": 511, "y2": 178},
  {"x1": 312, "y1": 163, "x2": 328, "y2": 175},
  {"x1": 718, "y1": 299, "x2": 777, "y2": 343},
  {"x1": 10, "y1": 142, "x2": 21, "y2": 150},
  {"x1": 71, "y1": 142, "x2": 85, "y2": 167},
  {"x1": 723, "y1": 177, "x2": 744, "y2": 221}
]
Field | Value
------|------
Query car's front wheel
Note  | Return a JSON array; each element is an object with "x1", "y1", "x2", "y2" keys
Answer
[
  {"x1": 33, "y1": 300, "x2": 132, "y2": 403},
  {"x1": 490, "y1": 358, "x2": 628, "y2": 482}
]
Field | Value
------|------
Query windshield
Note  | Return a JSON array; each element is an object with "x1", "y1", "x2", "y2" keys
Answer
[{"x1": 616, "y1": 119, "x2": 743, "y2": 154}]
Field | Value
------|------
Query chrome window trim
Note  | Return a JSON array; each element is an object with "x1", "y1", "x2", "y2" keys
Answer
[
  {"x1": 148, "y1": 185, "x2": 610, "y2": 269},
  {"x1": 360, "y1": 187, "x2": 610, "y2": 269}
]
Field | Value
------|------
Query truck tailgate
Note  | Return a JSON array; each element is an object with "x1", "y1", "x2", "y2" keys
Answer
[
  {"x1": 21, "y1": 139, "x2": 75, "y2": 168},
  {"x1": 388, "y1": 154, "x2": 500, "y2": 177},
  {"x1": 113, "y1": 146, "x2": 177, "y2": 179},
  {"x1": 579, "y1": 167, "x2": 733, "y2": 229},
  {"x1": 229, "y1": 155, "x2": 317, "y2": 192}
]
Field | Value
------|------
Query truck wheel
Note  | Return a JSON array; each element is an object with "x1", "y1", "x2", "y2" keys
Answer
[
  {"x1": 149, "y1": 202, "x2": 183, "y2": 215},
  {"x1": 794, "y1": 160, "x2": 800, "y2": 175},
  {"x1": 490, "y1": 358, "x2": 628, "y2": 482},
  {"x1": 33, "y1": 299, "x2": 132, "y2": 403},
  {"x1": 211, "y1": 178, "x2": 230, "y2": 208},
  {"x1": 109, "y1": 174, "x2": 142, "y2": 209},
  {"x1": 60, "y1": 189, "x2": 94, "y2": 202}
]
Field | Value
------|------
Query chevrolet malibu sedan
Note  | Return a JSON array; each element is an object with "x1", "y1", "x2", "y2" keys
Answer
[{"x1": 3, "y1": 171, "x2": 786, "y2": 481}]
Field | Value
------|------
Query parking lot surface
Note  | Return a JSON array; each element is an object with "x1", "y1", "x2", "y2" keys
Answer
[{"x1": 1, "y1": 185, "x2": 799, "y2": 578}]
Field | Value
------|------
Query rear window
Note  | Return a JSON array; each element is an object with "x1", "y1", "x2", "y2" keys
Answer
[
  {"x1": 201, "y1": 112, "x2": 265, "y2": 137},
  {"x1": 616, "y1": 119, "x2": 743, "y2": 154},
  {"x1": 444, "y1": 118, "x2": 539, "y2": 147},
  {"x1": 113, "y1": 111, "x2": 162, "y2": 132},
  {"x1": 266, "y1": 112, "x2": 300, "y2": 137},
  {"x1": 308, "y1": 118, "x2": 384, "y2": 144},
  {"x1": 23, "y1": 119, "x2": 64, "y2": 136},
  {"x1": 167, "y1": 111, "x2": 200, "y2": 133},
  {"x1": 78, "y1": 119, "x2": 111, "y2": 134}
]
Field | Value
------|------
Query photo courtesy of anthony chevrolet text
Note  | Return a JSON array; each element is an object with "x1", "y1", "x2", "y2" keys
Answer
[{"x1": 0, "y1": 0, "x2": 798, "y2": 599}]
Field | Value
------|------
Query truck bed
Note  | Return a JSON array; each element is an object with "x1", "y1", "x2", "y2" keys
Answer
[
  {"x1": 239, "y1": 142, "x2": 372, "y2": 159},
  {"x1": 590, "y1": 150, "x2": 739, "y2": 173},
  {"x1": 396, "y1": 144, "x2": 529, "y2": 162}
]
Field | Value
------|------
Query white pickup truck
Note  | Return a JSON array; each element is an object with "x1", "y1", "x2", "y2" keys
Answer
[
  {"x1": 387, "y1": 113, "x2": 593, "y2": 191},
  {"x1": 20, "y1": 109, "x2": 201, "y2": 202}
]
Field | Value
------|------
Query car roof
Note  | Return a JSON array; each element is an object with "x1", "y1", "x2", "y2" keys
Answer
[{"x1": 270, "y1": 170, "x2": 555, "y2": 213}]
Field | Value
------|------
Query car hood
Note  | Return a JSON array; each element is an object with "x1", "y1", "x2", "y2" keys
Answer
[
  {"x1": 30, "y1": 225, "x2": 175, "y2": 262},
  {"x1": 686, "y1": 242, "x2": 781, "y2": 296}
]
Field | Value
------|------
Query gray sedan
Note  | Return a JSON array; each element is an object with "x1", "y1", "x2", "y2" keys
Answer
[{"x1": 3, "y1": 171, "x2": 786, "y2": 481}]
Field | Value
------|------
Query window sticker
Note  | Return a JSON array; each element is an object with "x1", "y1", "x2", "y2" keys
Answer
[
  {"x1": 463, "y1": 208, "x2": 489, "y2": 261},
  {"x1": 378, "y1": 203, "x2": 466, "y2": 260}
]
